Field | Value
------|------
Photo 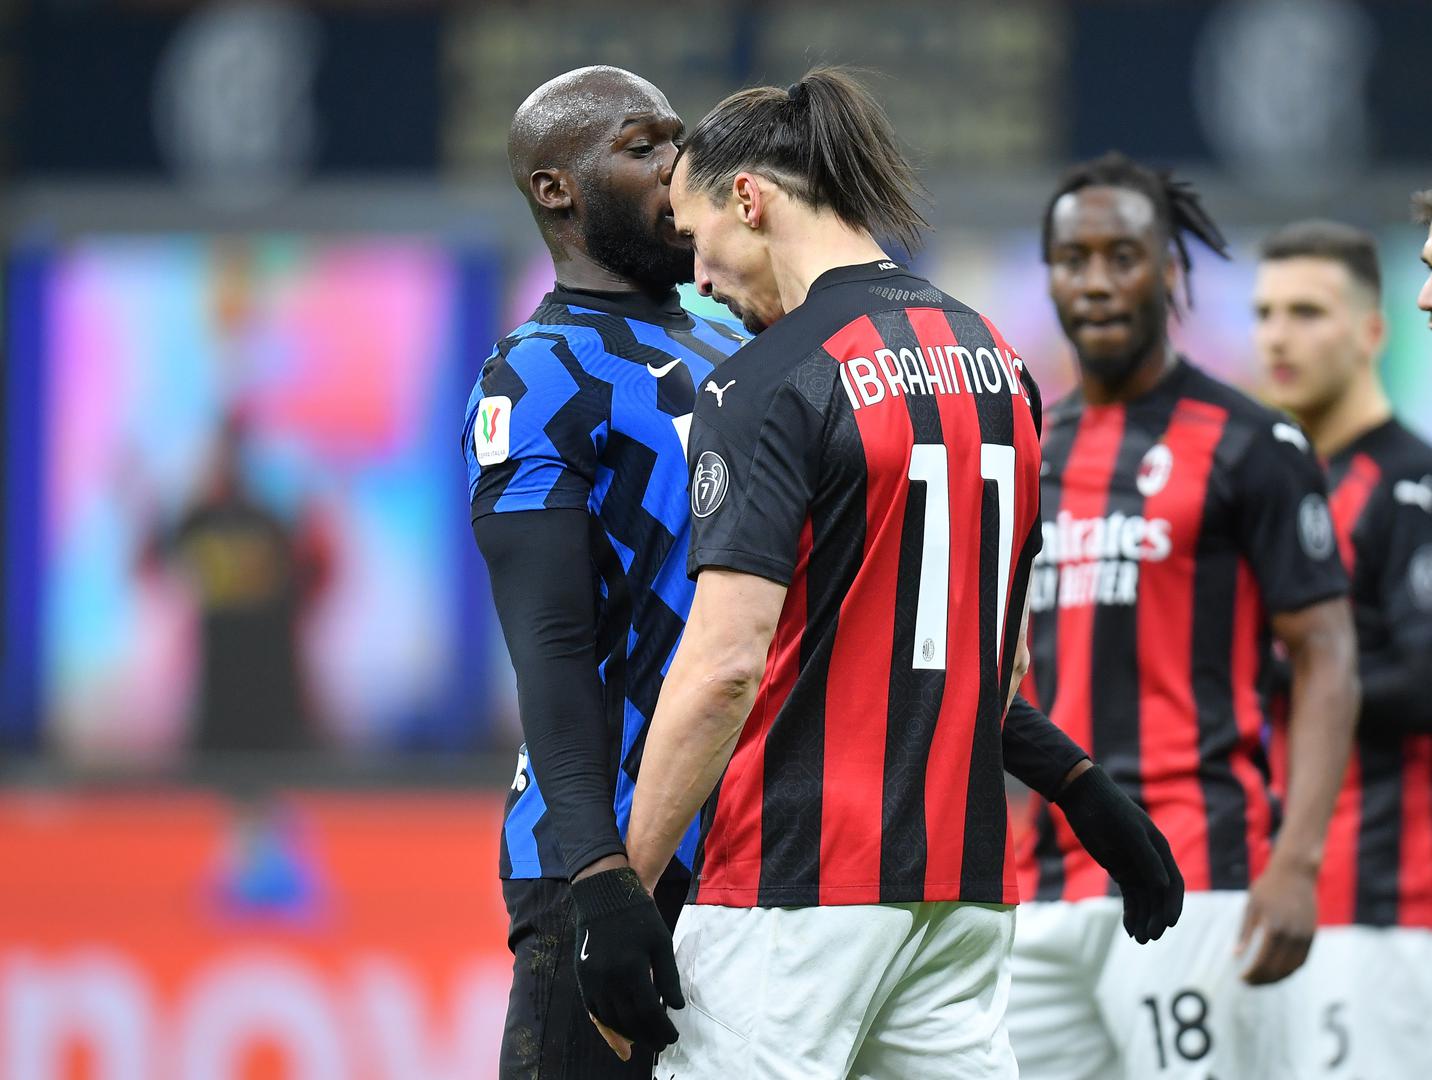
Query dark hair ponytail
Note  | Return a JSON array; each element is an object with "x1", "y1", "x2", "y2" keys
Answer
[{"x1": 680, "y1": 67, "x2": 929, "y2": 254}]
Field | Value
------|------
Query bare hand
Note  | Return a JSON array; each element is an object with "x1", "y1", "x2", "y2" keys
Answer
[
  {"x1": 1236, "y1": 858, "x2": 1317, "y2": 984},
  {"x1": 589, "y1": 1011, "x2": 634, "y2": 1061}
]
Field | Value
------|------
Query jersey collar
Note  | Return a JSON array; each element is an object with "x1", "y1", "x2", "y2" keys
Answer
[
  {"x1": 805, "y1": 259, "x2": 911, "y2": 295},
  {"x1": 550, "y1": 283, "x2": 693, "y2": 330},
  {"x1": 1326, "y1": 415, "x2": 1400, "y2": 468}
]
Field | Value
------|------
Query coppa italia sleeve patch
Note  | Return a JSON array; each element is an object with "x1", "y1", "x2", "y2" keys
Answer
[{"x1": 473, "y1": 396, "x2": 512, "y2": 466}]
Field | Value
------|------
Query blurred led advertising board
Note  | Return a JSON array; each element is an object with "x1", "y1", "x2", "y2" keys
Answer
[
  {"x1": 2, "y1": 236, "x2": 511, "y2": 758},
  {"x1": 0, "y1": 791, "x2": 511, "y2": 1079}
]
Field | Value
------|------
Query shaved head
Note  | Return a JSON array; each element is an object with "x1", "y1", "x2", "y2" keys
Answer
[
  {"x1": 507, "y1": 66, "x2": 672, "y2": 203},
  {"x1": 506, "y1": 66, "x2": 692, "y2": 294}
]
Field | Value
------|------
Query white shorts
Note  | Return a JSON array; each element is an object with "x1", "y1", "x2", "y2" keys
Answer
[
  {"x1": 654, "y1": 899, "x2": 1017, "y2": 1080},
  {"x1": 1008, "y1": 892, "x2": 1303, "y2": 1080},
  {"x1": 1287, "y1": 924, "x2": 1432, "y2": 1078}
]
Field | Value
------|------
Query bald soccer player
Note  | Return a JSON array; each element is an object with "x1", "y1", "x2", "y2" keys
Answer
[
  {"x1": 471, "y1": 67, "x2": 1195, "y2": 1077},
  {"x1": 463, "y1": 67, "x2": 746, "y2": 1078}
]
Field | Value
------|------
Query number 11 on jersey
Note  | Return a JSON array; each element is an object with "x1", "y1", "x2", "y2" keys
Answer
[{"x1": 907, "y1": 443, "x2": 1015, "y2": 672}]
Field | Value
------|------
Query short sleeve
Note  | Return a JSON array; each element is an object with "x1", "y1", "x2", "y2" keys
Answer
[
  {"x1": 1373, "y1": 476, "x2": 1432, "y2": 653},
  {"x1": 464, "y1": 336, "x2": 605, "y2": 521},
  {"x1": 1231, "y1": 422, "x2": 1349, "y2": 613},
  {"x1": 687, "y1": 375, "x2": 823, "y2": 585}
]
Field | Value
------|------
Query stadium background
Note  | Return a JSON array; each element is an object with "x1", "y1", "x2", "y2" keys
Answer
[{"x1": 0, "y1": 1, "x2": 1428, "y2": 1076}]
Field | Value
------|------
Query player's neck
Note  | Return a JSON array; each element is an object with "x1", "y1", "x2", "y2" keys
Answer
[
  {"x1": 550, "y1": 248, "x2": 662, "y2": 297},
  {"x1": 1296, "y1": 375, "x2": 1392, "y2": 460},
  {"x1": 1079, "y1": 340, "x2": 1177, "y2": 407},
  {"x1": 769, "y1": 215, "x2": 890, "y2": 316}
]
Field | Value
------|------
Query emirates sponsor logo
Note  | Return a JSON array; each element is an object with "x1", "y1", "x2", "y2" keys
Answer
[
  {"x1": 1031, "y1": 511, "x2": 1174, "y2": 612},
  {"x1": 1035, "y1": 511, "x2": 1174, "y2": 566}
]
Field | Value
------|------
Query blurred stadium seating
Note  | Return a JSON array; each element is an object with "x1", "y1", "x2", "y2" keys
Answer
[{"x1": 1, "y1": 2, "x2": 1429, "y2": 1075}]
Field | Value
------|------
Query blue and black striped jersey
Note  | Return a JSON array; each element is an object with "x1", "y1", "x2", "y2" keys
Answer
[{"x1": 463, "y1": 285, "x2": 745, "y2": 879}]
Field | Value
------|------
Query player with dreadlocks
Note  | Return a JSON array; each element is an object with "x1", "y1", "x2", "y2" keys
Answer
[{"x1": 1006, "y1": 152, "x2": 1358, "y2": 1079}]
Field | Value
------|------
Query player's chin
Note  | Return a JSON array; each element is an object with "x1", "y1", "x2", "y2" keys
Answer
[
  {"x1": 1076, "y1": 345, "x2": 1140, "y2": 380},
  {"x1": 659, "y1": 240, "x2": 695, "y2": 281},
  {"x1": 1262, "y1": 388, "x2": 1303, "y2": 415}
]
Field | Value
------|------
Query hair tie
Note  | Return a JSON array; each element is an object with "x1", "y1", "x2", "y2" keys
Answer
[{"x1": 786, "y1": 81, "x2": 807, "y2": 105}]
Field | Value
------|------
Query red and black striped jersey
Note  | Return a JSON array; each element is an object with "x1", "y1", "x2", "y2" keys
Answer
[
  {"x1": 1019, "y1": 360, "x2": 1348, "y2": 901},
  {"x1": 683, "y1": 261, "x2": 1043, "y2": 908},
  {"x1": 1292, "y1": 418, "x2": 1432, "y2": 927}
]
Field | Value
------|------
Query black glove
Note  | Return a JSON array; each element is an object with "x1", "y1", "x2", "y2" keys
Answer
[
  {"x1": 1054, "y1": 765, "x2": 1185, "y2": 944},
  {"x1": 571, "y1": 867, "x2": 684, "y2": 1051}
]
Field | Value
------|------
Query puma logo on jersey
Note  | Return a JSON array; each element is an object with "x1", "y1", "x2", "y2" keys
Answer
[
  {"x1": 1272, "y1": 422, "x2": 1310, "y2": 453},
  {"x1": 1394, "y1": 477, "x2": 1432, "y2": 513},
  {"x1": 705, "y1": 379, "x2": 735, "y2": 407},
  {"x1": 647, "y1": 358, "x2": 682, "y2": 378}
]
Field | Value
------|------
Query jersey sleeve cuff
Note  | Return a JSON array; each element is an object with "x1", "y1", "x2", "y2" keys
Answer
[
  {"x1": 562, "y1": 838, "x2": 629, "y2": 881},
  {"x1": 471, "y1": 490, "x2": 591, "y2": 521},
  {"x1": 688, "y1": 547, "x2": 794, "y2": 586},
  {"x1": 1264, "y1": 583, "x2": 1349, "y2": 616}
]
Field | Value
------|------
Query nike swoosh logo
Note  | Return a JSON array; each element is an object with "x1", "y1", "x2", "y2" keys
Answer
[
  {"x1": 580, "y1": 930, "x2": 591, "y2": 961},
  {"x1": 647, "y1": 359, "x2": 682, "y2": 377}
]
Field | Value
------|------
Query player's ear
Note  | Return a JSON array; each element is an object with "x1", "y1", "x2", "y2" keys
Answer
[
  {"x1": 733, "y1": 172, "x2": 763, "y2": 230},
  {"x1": 1362, "y1": 307, "x2": 1386, "y2": 362},
  {"x1": 530, "y1": 168, "x2": 574, "y2": 213}
]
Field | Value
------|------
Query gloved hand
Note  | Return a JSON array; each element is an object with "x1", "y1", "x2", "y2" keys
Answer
[
  {"x1": 1055, "y1": 765, "x2": 1185, "y2": 943},
  {"x1": 571, "y1": 866, "x2": 685, "y2": 1051}
]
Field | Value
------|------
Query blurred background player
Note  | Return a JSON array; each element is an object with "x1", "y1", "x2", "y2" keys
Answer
[
  {"x1": 1254, "y1": 219, "x2": 1432, "y2": 1077},
  {"x1": 607, "y1": 71, "x2": 1178, "y2": 1079},
  {"x1": 463, "y1": 67, "x2": 745, "y2": 1078},
  {"x1": 1009, "y1": 153, "x2": 1359, "y2": 1080},
  {"x1": 142, "y1": 409, "x2": 332, "y2": 756}
]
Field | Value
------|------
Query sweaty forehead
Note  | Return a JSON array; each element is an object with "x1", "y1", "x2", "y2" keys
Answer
[
  {"x1": 1051, "y1": 186, "x2": 1159, "y2": 245},
  {"x1": 510, "y1": 67, "x2": 675, "y2": 178},
  {"x1": 548, "y1": 75, "x2": 669, "y2": 140}
]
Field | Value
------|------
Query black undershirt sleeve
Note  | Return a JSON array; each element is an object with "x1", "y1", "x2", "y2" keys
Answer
[
  {"x1": 1003, "y1": 693, "x2": 1090, "y2": 800},
  {"x1": 472, "y1": 507, "x2": 624, "y2": 878},
  {"x1": 1358, "y1": 646, "x2": 1432, "y2": 736},
  {"x1": 1357, "y1": 485, "x2": 1432, "y2": 737}
]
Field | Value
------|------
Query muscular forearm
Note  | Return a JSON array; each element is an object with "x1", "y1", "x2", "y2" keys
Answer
[
  {"x1": 1276, "y1": 621, "x2": 1359, "y2": 872},
  {"x1": 628, "y1": 571, "x2": 782, "y2": 891},
  {"x1": 626, "y1": 648, "x2": 756, "y2": 892}
]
